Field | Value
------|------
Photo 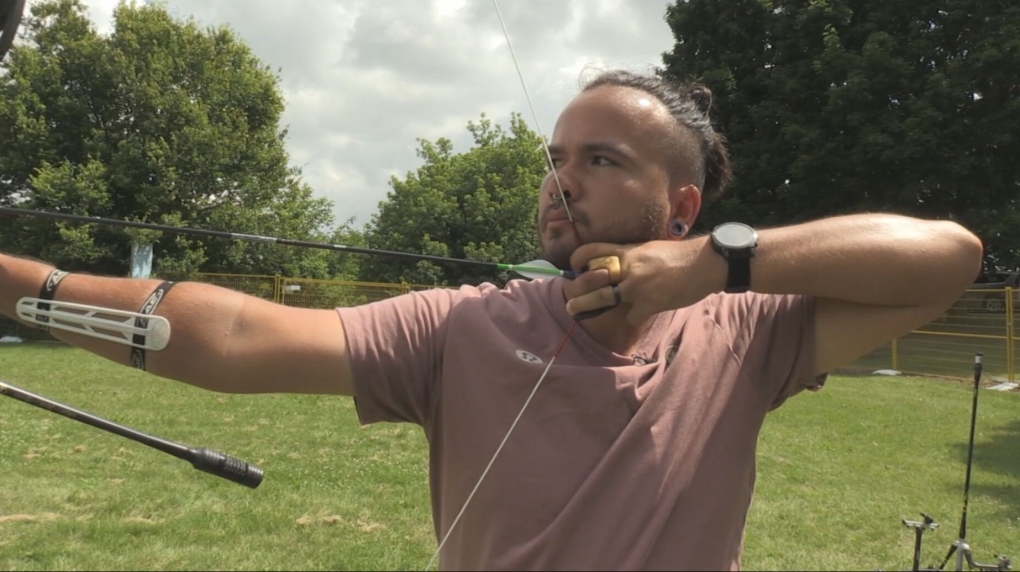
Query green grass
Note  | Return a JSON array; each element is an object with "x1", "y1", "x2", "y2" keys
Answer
[
  {"x1": 746, "y1": 374, "x2": 1019, "y2": 570},
  {"x1": 1, "y1": 344, "x2": 1018, "y2": 570}
]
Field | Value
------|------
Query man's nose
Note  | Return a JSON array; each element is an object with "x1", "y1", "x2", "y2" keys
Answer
[{"x1": 545, "y1": 164, "x2": 581, "y2": 204}]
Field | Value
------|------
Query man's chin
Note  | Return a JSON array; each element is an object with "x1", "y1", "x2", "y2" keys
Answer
[
  {"x1": 538, "y1": 228, "x2": 578, "y2": 269},
  {"x1": 539, "y1": 245, "x2": 574, "y2": 271}
]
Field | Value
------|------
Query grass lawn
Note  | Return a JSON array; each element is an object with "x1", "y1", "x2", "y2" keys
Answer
[{"x1": 1, "y1": 343, "x2": 1018, "y2": 570}]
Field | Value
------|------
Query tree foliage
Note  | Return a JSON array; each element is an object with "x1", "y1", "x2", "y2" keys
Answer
[
  {"x1": 361, "y1": 113, "x2": 546, "y2": 286},
  {"x1": 662, "y1": 0, "x2": 1020, "y2": 272},
  {"x1": 0, "y1": 0, "x2": 340, "y2": 279}
]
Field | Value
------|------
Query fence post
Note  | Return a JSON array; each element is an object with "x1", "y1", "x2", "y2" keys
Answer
[
  {"x1": 1007, "y1": 287, "x2": 1015, "y2": 384},
  {"x1": 891, "y1": 338, "x2": 898, "y2": 371}
]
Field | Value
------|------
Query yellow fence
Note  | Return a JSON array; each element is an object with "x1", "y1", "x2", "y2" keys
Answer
[
  {"x1": 846, "y1": 288, "x2": 1016, "y2": 382},
  {"x1": 194, "y1": 274, "x2": 439, "y2": 307},
  {"x1": 195, "y1": 274, "x2": 1018, "y2": 383}
]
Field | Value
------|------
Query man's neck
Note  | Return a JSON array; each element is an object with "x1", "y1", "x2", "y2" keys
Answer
[{"x1": 576, "y1": 305, "x2": 656, "y2": 357}]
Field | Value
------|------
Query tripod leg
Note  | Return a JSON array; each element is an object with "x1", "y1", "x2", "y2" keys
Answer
[
  {"x1": 939, "y1": 542, "x2": 959, "y2": 571},
  {"x1": 965, "y1": 547, "x2": 1013, "y2": 572},
  {"x1": 913, "y1": 527, "x2": 924, "y2": 571}
]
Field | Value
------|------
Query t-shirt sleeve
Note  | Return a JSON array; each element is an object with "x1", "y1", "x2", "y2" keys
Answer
[
  {"x1": 709, "y1": 292, "x2": 828, "y2": 410},
  {"x1": 336, "y1": 286, "x2": 470, "y2": 426}
]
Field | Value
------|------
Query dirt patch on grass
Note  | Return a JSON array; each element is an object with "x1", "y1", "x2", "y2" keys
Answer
[
  {"x1": 295, "y1": 514, "x2": 346, "y2": 526},
  {"x1": 358, "y1": 520, "x2": 384, "y2": 533},
  {"x1": 0, "y1": 513, "x2": 60, "y2": 523},
  {"x1": 123, "y1": 516, "x2": 161, "y2": 525}
]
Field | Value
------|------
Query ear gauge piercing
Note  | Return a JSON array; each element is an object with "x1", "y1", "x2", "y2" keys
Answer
[{"x1": 669, "y1": 220, "x2": 687, "y2": 237}]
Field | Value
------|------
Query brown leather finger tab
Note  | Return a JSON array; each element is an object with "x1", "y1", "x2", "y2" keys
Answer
[{"x1": 587, "y1": 256, "x2": 622, "y2": 283}]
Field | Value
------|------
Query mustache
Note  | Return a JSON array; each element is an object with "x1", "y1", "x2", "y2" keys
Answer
[{"x1": 539, "y1": 203, "x2": 586, "y2": 228}]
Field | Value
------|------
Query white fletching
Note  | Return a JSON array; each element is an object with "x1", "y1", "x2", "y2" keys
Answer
[
  {"x1": 16, "y1": 297, "x2": 170, "y2": 351},
  {"x1": 510, "y1": 259, "x2": 565, "y2": 281}
]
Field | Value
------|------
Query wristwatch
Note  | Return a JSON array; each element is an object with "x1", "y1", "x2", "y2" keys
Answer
[{"x1": 710, "y1": 222, "x2": 758, "y2": 293}]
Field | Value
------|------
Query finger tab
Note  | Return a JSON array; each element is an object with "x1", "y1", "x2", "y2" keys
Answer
[{"x1": 587, "y1": 256, "x2": 621, "y2": 283}]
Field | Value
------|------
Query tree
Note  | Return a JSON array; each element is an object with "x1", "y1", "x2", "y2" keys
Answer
[
  {"x1": 0, "y1": 0, "x2": 337, "y2": 279},
  {"x1": 360, "y1": 113, "x2": 546, "y2": 286},
  {"x1": 661, "y1": 0, "x2": 1020, "y2": 272}
]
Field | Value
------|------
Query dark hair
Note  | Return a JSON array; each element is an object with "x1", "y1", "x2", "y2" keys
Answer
[{"x1": 581, "y1": 70, "x2": 733, "y2": 203}]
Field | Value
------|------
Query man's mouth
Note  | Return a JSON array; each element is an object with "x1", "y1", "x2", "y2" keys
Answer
[
  {"x1": 541, "y1": 206, "x2": 583, "y2": 229},
  {"x1": 542, "y1": 216, "x2": 576, "y2": 234}
]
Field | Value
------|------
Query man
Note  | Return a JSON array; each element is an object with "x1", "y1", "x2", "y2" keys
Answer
[{"x1": 0, "y1": 70, "x2": 983, "y2": 570}]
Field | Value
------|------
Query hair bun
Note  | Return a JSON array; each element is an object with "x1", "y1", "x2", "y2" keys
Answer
[{"x1": 687, "y1": 85, "x2": 713, "y2": 114}]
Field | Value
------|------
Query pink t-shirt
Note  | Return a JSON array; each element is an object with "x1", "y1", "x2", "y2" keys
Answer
[{"x1": 337, "y1": 277, "x2": 825, "y2": 571}]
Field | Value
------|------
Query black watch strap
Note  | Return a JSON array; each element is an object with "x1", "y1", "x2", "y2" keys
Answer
[{"x1": 725, "y1": 256, "x2": 751, "y2": 293}]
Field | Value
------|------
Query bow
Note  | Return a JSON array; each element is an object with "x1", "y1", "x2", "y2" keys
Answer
[
  {"x1": 0, "y1": 0, "x2": 275, "y2": 491},
  {"x1": 0, "y1": 2, "x2": 615, "y2": 568}
]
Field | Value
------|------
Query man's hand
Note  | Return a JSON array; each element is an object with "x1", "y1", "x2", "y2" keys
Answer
[{"x1": 564, "y1": 238, "x2": 725, "y2": 325}]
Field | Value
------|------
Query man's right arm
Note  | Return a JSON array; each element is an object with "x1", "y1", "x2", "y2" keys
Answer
[{"x1": 1, "y1": 253, "x2": 356, "y2": 396}]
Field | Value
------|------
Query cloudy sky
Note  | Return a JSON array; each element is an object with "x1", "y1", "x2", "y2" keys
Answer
[{"x1": 77, "y1": 0, "x2": 677, "y2": 229}]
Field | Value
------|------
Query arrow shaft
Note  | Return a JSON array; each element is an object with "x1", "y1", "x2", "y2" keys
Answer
[{"x1": 0, "y1": 206, "x2": 502, "y2": 272}]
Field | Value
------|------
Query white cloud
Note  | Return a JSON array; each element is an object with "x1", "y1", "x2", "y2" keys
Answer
[{"x1": 70, "y1": 0, "x2": 676, "y2": 229}]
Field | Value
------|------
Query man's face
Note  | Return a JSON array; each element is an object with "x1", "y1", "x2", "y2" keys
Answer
[{"x1": 537, "y1": 85, "x2": 682, "y2": 269}]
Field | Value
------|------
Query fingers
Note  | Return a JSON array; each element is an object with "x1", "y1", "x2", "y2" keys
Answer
[
  {"x1": 566, "y1": 255, "x2": 625, "y2": 321},
  {"x1": 582, "y1": 283, "x2": 622, "y2": 307},
  {"x1": 570, "y1": 283, "x2": 626, "y2": 321},
  {"x1": 562, "y1": 257, "x2": 614, "y2": 309}
]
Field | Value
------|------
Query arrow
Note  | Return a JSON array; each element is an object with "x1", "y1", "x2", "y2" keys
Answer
[{"x1": 0, "y1": 206, "x2": 577, "y2": 280}]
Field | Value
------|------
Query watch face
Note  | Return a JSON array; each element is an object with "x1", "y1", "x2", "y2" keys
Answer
[{"x1": 714, "y1": 223, "x2": 757, "y2": 249}]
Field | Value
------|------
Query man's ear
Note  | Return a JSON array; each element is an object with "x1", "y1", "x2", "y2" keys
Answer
[{"x1": 670, "y1": 184, "x2": 702, "y2": 231}]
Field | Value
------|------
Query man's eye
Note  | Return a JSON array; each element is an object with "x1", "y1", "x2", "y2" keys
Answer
[{"x1": 592, "y1": 156, "x2": 613, "y2": 166}]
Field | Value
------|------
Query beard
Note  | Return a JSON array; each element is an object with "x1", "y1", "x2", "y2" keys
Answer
[{"x1": 539, "y1": 201, "x2": 669, "y2": 270}]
